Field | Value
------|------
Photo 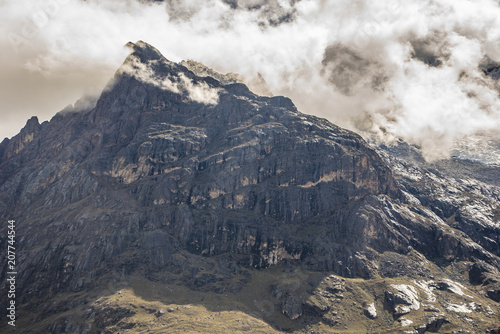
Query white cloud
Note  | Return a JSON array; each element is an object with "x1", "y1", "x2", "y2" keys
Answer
[
  {"x1": 1, "y1": 0, "x2": 500, "y2": 161},
  {"x1": 119, "y1": 54, "x2": 221, "y2": 105}
]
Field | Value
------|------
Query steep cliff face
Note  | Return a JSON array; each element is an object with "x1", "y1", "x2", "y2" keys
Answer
[
  {"x1": 0, "y1": 40, "x2": 401, "y2": 280},
  {"x1": 0, "y1": 41, "x2": 499, "y2": 333}
]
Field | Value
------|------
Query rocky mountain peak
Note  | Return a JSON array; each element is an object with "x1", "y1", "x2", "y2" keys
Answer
[
  {"x1": 23, "y1": 115, "x2": 40, "y2": 132},
  {"x1": 125, "y1": 40, "x2": 166, "y2": 62},
  {"x1": 0, "y1": 116, "x2": 40, "y2": 162},
  {"x1": 180, "y1": 59, "x2": 241, "y2": 85},
  {"x1": 0, "y1": 41, "x2": 499, "y2": 333}
]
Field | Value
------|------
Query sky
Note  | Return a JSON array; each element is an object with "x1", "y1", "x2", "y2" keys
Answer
[{"x1": 1, "y1": 0, "x2": 500, "y2": 160}]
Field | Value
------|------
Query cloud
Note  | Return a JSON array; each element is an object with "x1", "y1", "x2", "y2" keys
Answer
[
  {"x1": 1, "y1": 0, "x2": 500, "y2": 161},
  {"x1": 119, "y1": 52, "x2": 221, "y2": 104},
  {"x1": 321, "y1": 44, "x2": 389, "y2": 95}
]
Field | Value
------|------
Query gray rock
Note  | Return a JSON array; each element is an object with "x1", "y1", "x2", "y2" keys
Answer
[
  {"x1": 415, "y1": 316, "x2": 450, "y2": 333},
  {"x1": 385, "y1": 284, "x2": 420, "y2": 317},
  {"x1": 469, "y1": 261, "x2": 499, "y2": 285},
  {"x1": 364, "y1": 302, "x2": 377, "y2": 319},
  {"x1": 282, "y1": 295, "x2": 303, "y2": 320},
  {"x1": 487, "y1": 289, "x2": 500, "y2": 303}
]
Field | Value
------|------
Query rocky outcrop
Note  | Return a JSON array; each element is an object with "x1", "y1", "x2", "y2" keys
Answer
[
  {"x1": 469, "y1": 260, "x2": 500, "y2": 285},
  {"x1": 281, "y1": 295, "x2": 302, "y2": 320},
  {"x1": 376, "y1": 141, "x2": 500, "y2": 266},
  {"x1": 385, "y1": 284, "x2": 420, "y2": 317},
  {"x1": 488, "y1": 288, "x2": 500, "y2": 303},
  {"x1": 415, "y1": 316, "x2": 450, "y2": 333},
  {"x1": 0, "y1": 116, "x2": 40, "y2": 162},
  {"x1": 363, "y1": 302, "x2": 377, "y2": 319}
]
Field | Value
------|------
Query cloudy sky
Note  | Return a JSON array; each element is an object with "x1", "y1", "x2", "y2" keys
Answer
[{"x1": 1, "y1": 0, "x2": 500, "y2": 160}]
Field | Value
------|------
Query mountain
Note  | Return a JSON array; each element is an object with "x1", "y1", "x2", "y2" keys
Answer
[{"x1": 0, "y1": 41, "x2": 499, "y2": 333}]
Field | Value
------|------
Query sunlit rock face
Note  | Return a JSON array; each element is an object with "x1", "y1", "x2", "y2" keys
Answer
[{"x1": 0, "y1": 41, "x2": 499, "y2": 333}]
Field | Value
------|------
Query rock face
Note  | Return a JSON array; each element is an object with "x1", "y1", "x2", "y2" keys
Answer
[
  {"x1": 0, "y1": 40, "x2": 401, "y2": 289},
  {"x1": 469, "y1": 260, "x2": 499, "y2": 285},
  {"x1": 0, "y1": 41, "x2": 499, "y2": 333},
  {"x1": 376, "y1": 141, "x2": 500, "y2": 301}
]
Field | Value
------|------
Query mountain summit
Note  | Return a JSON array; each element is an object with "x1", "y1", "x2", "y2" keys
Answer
[{"x1": 0, "y1": 41, "x2": 499, "y2": 333}]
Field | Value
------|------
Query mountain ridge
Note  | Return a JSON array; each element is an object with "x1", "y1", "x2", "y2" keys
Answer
[{"x1": 0, "y1": 41, "x2": 499, "y2": 333}]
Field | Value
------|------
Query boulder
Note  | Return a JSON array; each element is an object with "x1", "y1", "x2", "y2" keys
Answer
[{"x1": 385, "y1": 284, "x2": 420, "y2": 317}]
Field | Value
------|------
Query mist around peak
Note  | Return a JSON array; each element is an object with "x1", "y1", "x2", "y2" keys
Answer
[{"x1": 1, "y1": 0, "x2": 500, "y2": 162}]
